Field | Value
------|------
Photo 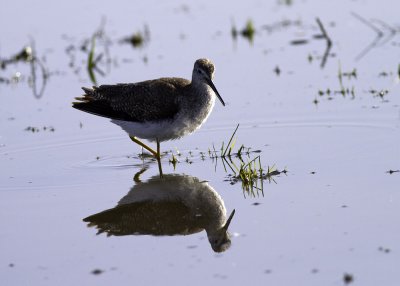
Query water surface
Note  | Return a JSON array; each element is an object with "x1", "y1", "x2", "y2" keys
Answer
[{"x1": 1, "y1": 0, "x2": 399, "y2": 285}]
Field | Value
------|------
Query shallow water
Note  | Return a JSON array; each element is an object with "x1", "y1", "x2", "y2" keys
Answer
[{"x1": 1, "y1": 0, "x2": 400, "y2": 285}]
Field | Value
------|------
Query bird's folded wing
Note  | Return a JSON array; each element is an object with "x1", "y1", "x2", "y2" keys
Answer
[{"x1": 73, "y1": 78, "x2": 189, "y2": 122}]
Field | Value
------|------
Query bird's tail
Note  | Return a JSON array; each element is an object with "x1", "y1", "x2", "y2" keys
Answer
[
  {"x1": 72, "y1": 86, "x2": 127, "y2": 120},
  {"x1": 72, "y1": 87, "x2": 96, "y2": 104}
]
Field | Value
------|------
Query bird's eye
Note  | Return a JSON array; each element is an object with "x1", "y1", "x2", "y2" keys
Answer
[{"x1": 197, "y1": 69, "x2": 202, "y2": 74}]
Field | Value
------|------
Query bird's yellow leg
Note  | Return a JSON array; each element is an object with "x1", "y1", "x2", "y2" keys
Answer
[{"x1": 129, "y1": 136, "x2": 158, "y2": 157}]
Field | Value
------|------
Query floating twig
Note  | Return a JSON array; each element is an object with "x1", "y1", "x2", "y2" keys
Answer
[
  {"x1": 29, "y1": 40, "x2": 48, "y2": 99},
  {"x1": 315, "y1": 18, "x2": 332, "y2": 68},
  {"x1": 352, "y1": 12, "x2": 398, "y2": 61}
]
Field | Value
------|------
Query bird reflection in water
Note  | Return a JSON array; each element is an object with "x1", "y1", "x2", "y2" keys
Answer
[{"x1": 83, "y1": 174, "x2": 236, "y2": 252}]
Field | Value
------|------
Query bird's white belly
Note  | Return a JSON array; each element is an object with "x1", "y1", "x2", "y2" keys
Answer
[
  {"x1": 111, "y1": 115, "x2": 202, "y2": 142},
  {"x1": 111, "y1": 94, "x2": 215, "y2": 142}
]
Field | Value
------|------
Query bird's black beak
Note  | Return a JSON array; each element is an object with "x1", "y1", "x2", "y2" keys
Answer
[
  {"x1": 222, "y1": 209, "x2": 235, "y2": 231},
  {"x1": 206, "y1": 77, "x2": 225, "y2": 106}
]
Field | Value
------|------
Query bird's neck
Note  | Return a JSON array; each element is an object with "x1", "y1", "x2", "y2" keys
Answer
[
  {"x1": 180, "y1": 82, "x2": 213, "y2": 115},
  {"x1": 189, "y1": 81, "x2": 215, "y2": 106}
]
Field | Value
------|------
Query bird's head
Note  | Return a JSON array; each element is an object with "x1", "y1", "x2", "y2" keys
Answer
[
  {"x1": 207, "y1": 209, "x2": 235, "y2": 252},
  {"x1": 193, "y1": 58, "x2": 225, "y2": 106}
]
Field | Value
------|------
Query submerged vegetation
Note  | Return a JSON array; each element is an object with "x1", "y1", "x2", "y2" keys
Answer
[
  {"x1": 0, "y1": 46, "x2": 33, "y2": 68},
  {"x1": 0, "y1": 44, "x2": 49, "y2": 98},
  {"x1": 288, "y1": 18, "x2": 332, "y2": 68},
  {"x1": 169, "y1": 153, "x2": 179, "y2": 170},
  {"x1": 120, "y1": 25, "x2": 150, "y2": 49},
  {"x1": 208, "y1": 125, "x2": 287, "y2": 195},
  {"x1": 225, "y1": 156, "x2": 287, "y2": 197},
  {"x1": 24, "y1": 126, "x2": 55, "y2": 133},
  {"x1": 231, "y1": 19, "x2": 256, "y2": 43},
  {"x1": 87, "y1": 36, "x2": 98, "y2": 85},
  {"x1": 314, "y1": 60, "x2": 397, "y2": 105},
  {"x1": 82, "y1": 21, "x2": 113, "y2": 85},
  {"x1": 216, "y1": 125, "x2": 287, "y2": 196},
  {"x1": 314, "y1": 63, "x2": 357, "y2": 104},
  {"x1": 125, "y1": 32, "x2": 144, "y2": 48},
  {"x1": 165, "y1": 125, "x2": 287, "y2": 195},
  {"x1": 64, "y1": 20, "x2": 150, "y2": 85}
]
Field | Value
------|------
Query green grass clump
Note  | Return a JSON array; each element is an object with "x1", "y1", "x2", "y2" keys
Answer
[
  {"x1": 210, "y1": 124, "x2": 286, "y2": 196},
  {"x1": 231, "y1": 19, "x2": 256, "y2": 43},
  {"x1": 238, "y1": 156, "x2": 263, "y2": 194},
  {"x1": 169, "y1": 154, "x2": 178, "y2": 170},
  {"x1": 129, "y1": 32, "x2": 144, "y2": 48},
  {"x1": 241, "y1": 20, "x2": 255, "y2": 43}
]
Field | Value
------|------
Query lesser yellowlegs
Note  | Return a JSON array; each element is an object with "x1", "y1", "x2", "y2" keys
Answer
[
  {"x1": 73, "y1": 59, "x2": 225, "y2": 175},
  {"x1": 83, "y1": 174, "x2": 235, "y2": 252}
]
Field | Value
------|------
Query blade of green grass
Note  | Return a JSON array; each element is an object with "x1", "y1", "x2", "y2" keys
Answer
[
  {"x1": 223, "y1": 124, "x2": 240, "y2": 156},
  {"x1": 87, "y1": 36, "x2": 97, "y2": 85}
]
